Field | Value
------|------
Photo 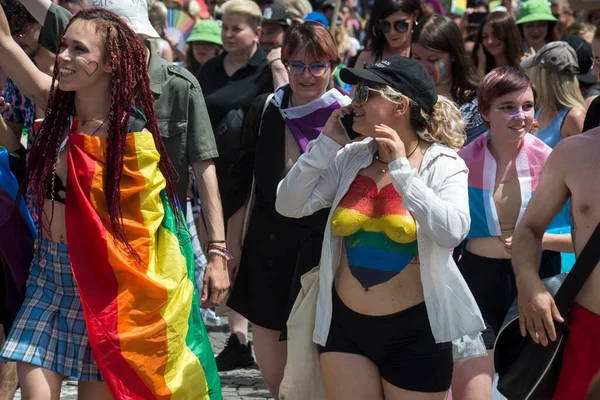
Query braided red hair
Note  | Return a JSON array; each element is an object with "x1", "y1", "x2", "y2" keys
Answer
[{"x1": 26, "y1": 7, "x2": 180, "y2": 261}]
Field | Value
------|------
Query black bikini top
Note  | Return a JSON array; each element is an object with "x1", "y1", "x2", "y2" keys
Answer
[{"x1": 43, "y1": 113, "x2": 148, "y2": 205}]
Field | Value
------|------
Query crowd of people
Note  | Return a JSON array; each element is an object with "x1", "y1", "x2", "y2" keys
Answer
[{"x1": 0, "y1": 0, "x2": 599, "y2": 398}]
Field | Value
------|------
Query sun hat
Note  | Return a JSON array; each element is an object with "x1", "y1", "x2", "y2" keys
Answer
[
  {"x1": 186, "y1": 19, "x2": 223, "y2": 45},
  {"x1": 516, "y1": 0, "x2": 558, "y2": 25},
  {"x1": 88, "y1": 0, "x2": 160, "y2": 38},
  {"x1": 521, "y1": 41, "x2": 579, "y2": 74},
  {"x1": 340, "y1": 56, "x2": 438, "y2": 114}
]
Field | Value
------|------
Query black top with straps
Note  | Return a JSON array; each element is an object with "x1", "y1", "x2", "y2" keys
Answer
[{"x1": 44, "y1": 114, "x2": 148, "y2": 204}]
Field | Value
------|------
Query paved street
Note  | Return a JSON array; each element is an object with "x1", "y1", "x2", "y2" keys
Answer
[{"x1": 13, "y1": 318, "x2": 273, "y2": 400}]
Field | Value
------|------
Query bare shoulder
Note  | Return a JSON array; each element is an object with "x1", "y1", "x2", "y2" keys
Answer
[
  {"x1": 561, "y1": 107, "x2": 586, "y2": 137},
  {"x1": 553, "y1": 129, "x2": 600, "y2": 169},
  {"x1": 355, "y1": 50, "x2": 375, "y2": 69}
]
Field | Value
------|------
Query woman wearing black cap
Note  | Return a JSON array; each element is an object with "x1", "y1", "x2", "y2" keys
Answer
[
  {"x1": 355, "y1": 0, "x2": 422, "y2": 68},
  {"x1": 276, "y1": 56, "x2": 485, "y2": 399}
]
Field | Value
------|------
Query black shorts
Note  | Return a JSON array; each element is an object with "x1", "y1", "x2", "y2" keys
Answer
[
  {"x1": 457, "y1": 249, "x2": 561, "y2": 349},
  {"x1": 319, "y1": 289, "x2": 453, "y2": 393}
]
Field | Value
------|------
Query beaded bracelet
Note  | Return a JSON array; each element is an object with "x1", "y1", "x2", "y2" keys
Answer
[
  {"x1": 206, "y1": 245, "x2": 233, "y2": 261},
  {"x1": 204, "y1": 240, "x2": 226, "y2": 253}
]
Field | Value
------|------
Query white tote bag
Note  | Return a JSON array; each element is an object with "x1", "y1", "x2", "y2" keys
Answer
[{"x1": 279, "y1": 266, "x2": 326, "y2": 400}]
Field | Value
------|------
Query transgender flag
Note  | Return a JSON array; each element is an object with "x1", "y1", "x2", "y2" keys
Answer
[
  {"x1": 0, "y1": 147, "x2": 36, "y2": 319},
  {"x1": 272, "y1": 84, "x2": 352, "y2": 153}
]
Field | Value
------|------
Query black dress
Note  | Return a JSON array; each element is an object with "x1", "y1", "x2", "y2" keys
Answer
[{"x1": 227, "y1": 88, "x2": 329, "y2": 336}]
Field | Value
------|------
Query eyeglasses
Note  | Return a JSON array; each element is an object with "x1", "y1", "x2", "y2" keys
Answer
[
  {"x1": 355, "y1": 85, "x2": 385, "y2": 105},
  {"x1": 591, "y1": 57, "x2": 600, "y2": 68},
  {"x1": 286, "y1": 61, "x2": 332, "y2": 76},
  {"x1": 378, "y1": 20, "x2": 410, "y2": 34}
]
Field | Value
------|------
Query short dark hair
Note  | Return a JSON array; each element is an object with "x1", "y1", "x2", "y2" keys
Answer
[
  {"x1": 281, "y1": 21, "x2": 340, "y2": 65},
  {"x1": 477, "y1": 67, "x2": 537, "y2": 126},
  {"x1": 2, "y1": 1, "x2": 37, "y2": 36},
  {"x1": 412, "y1": 14, "x2": 479, "y2": 105}
]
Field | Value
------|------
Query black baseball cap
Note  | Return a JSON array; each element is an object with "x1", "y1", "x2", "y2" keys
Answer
[
  {"x1": 262, "y1": 3, "x2": 292, "y2": 27},
  {"x1": 340, "y1": 56, "x2": 438, "y2": 113},
  {"x1": 561, "y1": 35, "x2": 598, "y2": 85}
]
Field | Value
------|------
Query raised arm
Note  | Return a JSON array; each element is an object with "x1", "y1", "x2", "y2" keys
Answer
[
  {"x1": 275, "y1": 107, "x2": 351, "y2": 218},
  {"x1": 512, "y1": 142, "x2": 571, "y2": 346},
  {"x1": 0, "y1": 6, "x2": 52, "y2": 112}
]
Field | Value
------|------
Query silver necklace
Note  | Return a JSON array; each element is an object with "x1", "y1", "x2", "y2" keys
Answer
[{"x1": 374, "y1": 137, "x2": 421, "y2": 173}]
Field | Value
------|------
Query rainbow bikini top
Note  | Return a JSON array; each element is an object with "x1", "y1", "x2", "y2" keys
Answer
[{"x1": 332, "y1": 175, "x2": 418, "y2": 288}]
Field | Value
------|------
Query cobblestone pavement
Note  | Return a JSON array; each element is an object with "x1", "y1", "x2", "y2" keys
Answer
[{"x1": 13, "y1": 319, "x2": 273, "y2": 400}]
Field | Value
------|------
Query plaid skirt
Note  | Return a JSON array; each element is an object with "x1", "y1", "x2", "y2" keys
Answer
[{"x1": 0, "y1": 237, "x2": 103, "y2": 381}]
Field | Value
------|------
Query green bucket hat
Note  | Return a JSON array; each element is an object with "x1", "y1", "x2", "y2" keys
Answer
[
  {"x1": 186, "y1": 20, "x2": 223, "y2": 45},
  {"x1": 516, "y1": 0, "x2": 558, "y2": 24}
]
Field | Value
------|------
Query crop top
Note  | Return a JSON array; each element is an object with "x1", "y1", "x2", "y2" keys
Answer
[{"x1": 331, "y1": 175, "x2": 418, "y2": 288}]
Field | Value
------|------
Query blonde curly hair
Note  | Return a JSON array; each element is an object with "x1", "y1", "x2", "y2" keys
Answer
[{"x1": 379, "y1": 86, "x2": 466, "y2": 149}]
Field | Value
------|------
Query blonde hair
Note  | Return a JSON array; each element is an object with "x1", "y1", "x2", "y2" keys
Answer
[
  {"x1": 148, "y1": 1, "x2": 168, "y2": 33},
  {"x1": 278, "y1": 0, "x2": 312, "y2": 20},
  {"x1": 530, "y1": 66, "x2": 587, "y2": 122},
  {"x1": 334, "y1": 26, "x2": 351, "y2": 59},
  {"x1": 222, "y1": 0, "x2": 263, "y2": 28},
  {"x1": 380, "y1": 86, "x2": 466, "y2": 149}
]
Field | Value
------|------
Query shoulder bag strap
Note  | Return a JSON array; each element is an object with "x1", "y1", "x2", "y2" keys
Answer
[
  {"x1": 554, "y1": 222, "x2": 600, "y2": 315},
  {"x1": 241, "y1": 93, "x2": 275, "y2": 239}
]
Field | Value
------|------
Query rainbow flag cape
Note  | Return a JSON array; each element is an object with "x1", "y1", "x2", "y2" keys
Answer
[
  {"x1": 459, "y1": 132, "x2": 569, "y2": 238},
  {"x1": 64, "y1": 123, "x2": 221, "y2": 399},
  {"x1": 0, "y1": 147, "x2": 36, "y2": 319}
]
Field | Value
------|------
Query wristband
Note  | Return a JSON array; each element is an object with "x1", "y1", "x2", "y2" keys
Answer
[{"x1": 268, "y1": 58, "x2": 282, "y2": 66}]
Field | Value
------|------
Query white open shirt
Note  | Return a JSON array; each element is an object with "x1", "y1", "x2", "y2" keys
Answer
[{"x1": 276, "y1": 134, "x2": 487, "y2": 360}]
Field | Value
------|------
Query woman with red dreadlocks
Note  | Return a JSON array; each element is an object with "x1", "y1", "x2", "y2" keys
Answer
[{"x1": 0, "y1": 6, "x2": 220, "y2": 400}]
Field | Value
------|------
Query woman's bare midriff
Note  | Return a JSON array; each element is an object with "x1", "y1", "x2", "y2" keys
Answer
[
  {"x1": 466, "y1": 236, "x2": 511, "y2": 259},
  {"x1": 335, "y1": 242, "x2": 424, "y2": 316},
  {"x1": 41, "y1": 201, "x2": 68, "y2": 244}
]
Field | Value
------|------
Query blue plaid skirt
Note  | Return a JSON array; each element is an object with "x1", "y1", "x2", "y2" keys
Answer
[{"x1": 0, "y1": 237, "x2": 103, "y2": 381}]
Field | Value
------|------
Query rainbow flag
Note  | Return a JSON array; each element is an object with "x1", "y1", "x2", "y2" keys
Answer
[
  {"x1": 459, "y1": 133, "x2": 569, "y2": 238},
  {"x1": 0, "y1": 147, "x2": 36, "y2": 319},
  {"x1": 64, "y1": 124, "x2": 221, "y2": 399}
]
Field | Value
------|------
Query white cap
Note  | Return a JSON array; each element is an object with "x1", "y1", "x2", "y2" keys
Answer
[{"x1": 88, "y1": 0, "x2": 160, "y2": 39}]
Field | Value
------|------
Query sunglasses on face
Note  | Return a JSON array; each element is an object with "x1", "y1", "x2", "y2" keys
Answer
[
  {"x1": 378, "y1": 19, "x2": 410, "y2": 34},
  {"x1": 355, "y1": 85, "x2": 385, "y2": 105},
  {"x1": 286, "y1": 61, "x2": 331, "y2": 76}
]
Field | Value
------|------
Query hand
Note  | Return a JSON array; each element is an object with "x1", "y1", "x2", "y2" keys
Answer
[
  {"x1": 517, "y1": 274, "x2": 564, "y2": 346},
  {"x1": 0, "y1": 97, "x2": 9, "y2": 114},
  {"x1": 267, "y1": 47, "x2": 283, "y2": 67},
  {"x1": 504, "y1": 236, "x2": 512, "y2": 253},
  {"x1": 164, "y1": 34, "x2": 179, "y2": 50},
  {"x1": 322, "y1": 105, "x2": 353, "y2": 146},
  {"x1": 201, "y1": 256, "x2": 230, "y2": 308},
  {"x1": 521, "y1": 46, "x2": 537, "y2": 62},
  {"x1": 373, "y1": 124, "x2": 406, "y2": 161}
]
